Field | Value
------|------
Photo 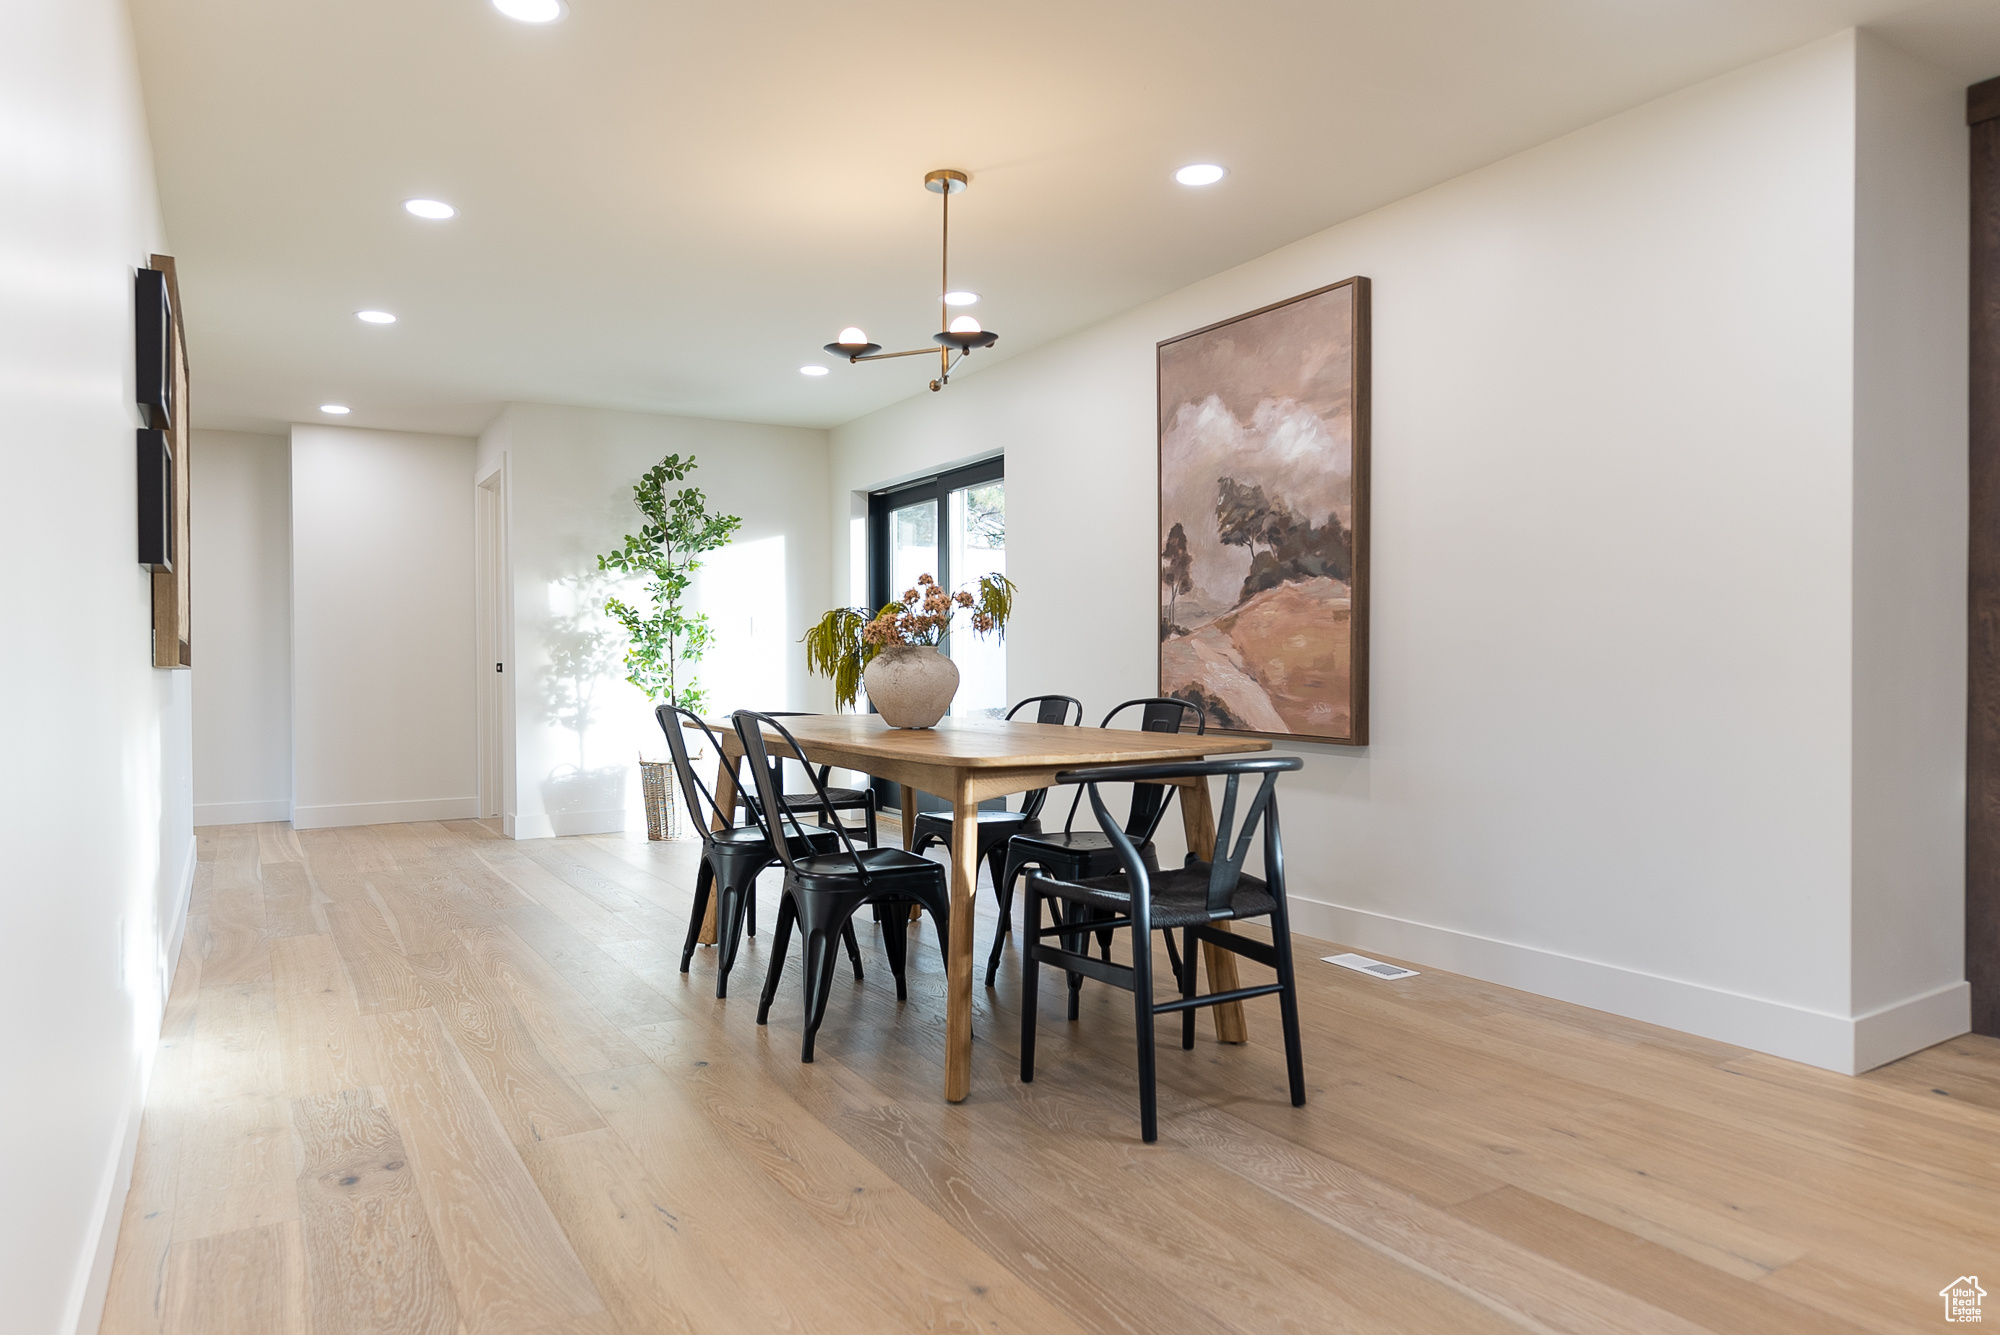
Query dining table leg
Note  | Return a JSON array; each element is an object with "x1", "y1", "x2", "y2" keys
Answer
[
  {"x1": 1180, "y1": 776, "x2": 1249, "y2": 1043},
  {"x1": 898, "y1": 784, "x2": 919, "y2": 849},
  {"x1": 943, "y1": 779, "x2": 979, "y2": 1102},
  {"x1": 696, "y1": 751, "x2": 740, "y2": 947}
]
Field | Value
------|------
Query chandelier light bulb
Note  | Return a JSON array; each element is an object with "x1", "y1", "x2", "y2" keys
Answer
[
  {"x1": 837, "y1": 326, "x2": 869, "y2": 346},
  {"x1": 948, "y1": 316, "x2": 982, "y2": 334}
]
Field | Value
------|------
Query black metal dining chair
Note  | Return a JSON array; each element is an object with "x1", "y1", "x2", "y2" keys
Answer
[
  {"x1": 736, "y1": 711, "x2": 881, "y2": 851},
  {"x1": 1020, "y1": 755, "x2": 1307, "y2": 1142},
  {"x1": 734, "y1": 711, "x2": 953, "y2": 1062},
  {"x1": 993, "y1": 697, "x2": 1204, "y2": 992},
  {"x1": 657, "y1": 706, "x2": 862, "y2": 998},
  {"x1": 908, "y1": 694, "x2": 1082, "y2": 968}
]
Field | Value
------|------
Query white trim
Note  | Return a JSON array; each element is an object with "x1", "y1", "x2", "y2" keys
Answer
[
  {"x1": 70, "y1": 837, "x2": 197, "y2": 1335},
  {"x1": 193, "y1": 798, "x2": 291, "y2": 826},
  {"x1": 290, "y1": 796, "x2": 479, "y2": 830},
  {"x1": 1285, "y1": 896, "x2": 1969, "y2": 1076},
  {"x1": 505, "y1": 807, "x2": 626, "y2": 840}
]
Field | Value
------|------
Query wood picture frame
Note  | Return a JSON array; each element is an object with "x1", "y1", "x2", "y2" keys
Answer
[
  {"x1": 145, "y1": 254, "x2": 192, "y2": 669},
  {"x1": 1156, "y1": 276, "x2": 1370, "y2": 744}
]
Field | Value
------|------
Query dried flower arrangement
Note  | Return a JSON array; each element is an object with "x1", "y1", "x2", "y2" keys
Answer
[{"x1": 804, "y1": 572, "x2": 1015, "y2": 711}]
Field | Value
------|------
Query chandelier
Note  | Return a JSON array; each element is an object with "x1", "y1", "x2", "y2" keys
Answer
[{"x1": 823, "y1": 169, "x2": 999, "y2": 392}]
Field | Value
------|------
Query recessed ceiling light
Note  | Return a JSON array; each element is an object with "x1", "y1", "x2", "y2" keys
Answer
[
  {"x1": 320, "y1": 404, "x2": 350, "y2": 415},
  {"x1": 494, "y1": 0, "x2": 566, "y2": 22},
  {"x1": 1174, "y1": 163, "x2": 1227, "y2": 186},
  {"x1": 404, "y1": 198, "x2": 456, "y2": 220},
  {"x1": 799, "y1": 365, "x2": 830, "y2": 376},
  {"x1": 356, "y1": 310, "x2": 396, "y2": 324},
  {"x1": 943, "y1": 291, "x2": 979, "y2": 306}
]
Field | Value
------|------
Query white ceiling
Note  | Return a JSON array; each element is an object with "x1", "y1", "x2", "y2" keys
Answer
[{"x1": 129, "y1": 0, "x2": 2000, "y2": 437}]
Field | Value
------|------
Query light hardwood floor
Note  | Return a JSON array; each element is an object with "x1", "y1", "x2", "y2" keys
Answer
[{"x1": 99, "y1": 818, "x2": 1998, "y2": 1335}]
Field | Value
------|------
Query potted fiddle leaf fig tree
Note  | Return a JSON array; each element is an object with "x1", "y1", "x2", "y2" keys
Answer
[{"x1": 596, "y1": 452, "x2": 741, "y2": 837}]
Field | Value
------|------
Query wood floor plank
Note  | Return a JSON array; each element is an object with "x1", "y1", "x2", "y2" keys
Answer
[
  {"x1": 100, "y1": 819, "x2": 2000, "y2": 1335},
  {"x1": 270, "y1": 934, "x2": 380, "y2": 1097},
  {"x1": 367, "y1": 1007, "x2": 607, "y2": 1334},
  {"x1": 325, "y1": 898, "x2": 438, "y2": 1014},
  {"x1": 293, "y1": 1087, "x2": 461, "y2": 1335},
  {"x1": 517, "y1": 1128, "x2": 714, "y2": 1335},
  {"x1": 496, "y1": 903, "x2": 679, "y2": 1029},
  {"x1": 410, "y1": 944, "x2": 606, "y2": 1147},
  {"x1": 1452, "y1": 1185, "x2": 1873, "y2": 1335},
  {"x1": 161, "y1": 1222, "x2": 309, "y2": 1335},
  {"x1": 171, "y1": 982, "x2": 297, "y2": 1242},
  {"x1": 458, "y1": 923, "x2": 651, "y2": 1078},
  {"x1": 100, "y1": 940, "x2": 204, "y2": 1335}
]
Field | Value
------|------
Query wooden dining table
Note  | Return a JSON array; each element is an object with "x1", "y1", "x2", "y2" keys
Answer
[{"x1": 690, "y1": 712, "x2": 1272, "y2": 1102}]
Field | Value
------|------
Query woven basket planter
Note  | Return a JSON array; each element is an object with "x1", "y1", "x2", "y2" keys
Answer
[{"x1": 639, "y1": 760, "x2": 689, "y2": 841}]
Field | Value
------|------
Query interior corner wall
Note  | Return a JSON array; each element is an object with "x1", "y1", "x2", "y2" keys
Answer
[
  {"x1": 191, "y1": 430, "x2": 292, "y2": 825},
  {"x1": 290, "y1": 424, "x2": 478, "y2": 829},
  {"x1": 0, "y1": 2, "x2": 194, "y2": 1332},
  {"x1": 485, "y1": 402, "x2": 831, "y2": 840},
  {"x1": 831, "y1": 31, "x2": 1967, "y2": 1074},
  {"x1": 1849, "y1": 32, "x2": 1971, "y2": 1066}
]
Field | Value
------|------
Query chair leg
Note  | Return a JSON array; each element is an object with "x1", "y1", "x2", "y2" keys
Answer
[
  {"x1": 680, "y1": 860, "x2": 714, "y2": 973},
  {"x1": 863, "y1": 799, "x2": 878, "y2": 849},
  {"x1": 1020, "y1": 886, "x2": 1041, "y2": 1082},
  {"x1": 839, "y1": 919, "x2": 864, "y2": 979},
  {"x1": 799, "y1": 926, "x2": 843, "y2": 1063},
  {"x1": 987, "y1": 849, "x2": 1028, "y2": 988},
  {"x1": 713, "y1": 876, "x2": 753, "y2": 1000},
  {"x1": 1162, "y1": 929, "x2": 1182, "y2": 979},
  {"x1": 755, "y1": 892, "x2": 797, "y2": 1026},
  {"x1": 1271, "y1": 906, "x2": 1307, "y2": 1108},
  {"x1": 1133, "y1": 925, "x2": 1158, "y2": 1143},
  {"x1": 881, "y1": 902, "x2": 909, "y2": 1001},
  {"x1": 1180, "y1": 928, "x2": 1198, "y2": 1051},
  {"x1": 747, "y1": 880, "x2": 756, "y2": 937}
]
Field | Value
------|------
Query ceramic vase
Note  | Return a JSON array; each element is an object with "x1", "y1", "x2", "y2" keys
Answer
[{"x1": 863, "y1": 644, "x2": 959, "y2": 728}]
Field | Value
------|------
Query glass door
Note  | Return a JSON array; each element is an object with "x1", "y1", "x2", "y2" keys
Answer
[{"x1": 867, "y1": 456, "x2": 1005, "y2": 813}]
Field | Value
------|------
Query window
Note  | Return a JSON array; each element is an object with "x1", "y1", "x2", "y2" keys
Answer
[{"x1": 867, "y1": 456, "x2": 1005, "y2": 810}]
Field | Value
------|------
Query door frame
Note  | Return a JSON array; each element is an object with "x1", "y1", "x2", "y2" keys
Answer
[{"x1": 476, "y1": 466, "x2": 508, "y2": 823}]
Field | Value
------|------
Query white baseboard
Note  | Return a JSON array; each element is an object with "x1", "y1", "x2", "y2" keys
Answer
[
  {"x1": 290, "y1": 796, "x2": 480, "y2": 830},
  {"x1": 71, "y1": 836, "x2": 198, "y2": 1335},
  {"x1": 1285, "y1": 897, "x2": 1969, "y2": 1076},
  {"x1": 505, "y1": 807, "x2": 627, "y2": 840},
  {"x1": 193, "y1": 798, "x2": 290, "y2": 826}
]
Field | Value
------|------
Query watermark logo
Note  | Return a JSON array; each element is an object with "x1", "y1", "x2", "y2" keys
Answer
[{"x1": 1942, "y1": 1276, "x2": 1987, "y2": 1323}]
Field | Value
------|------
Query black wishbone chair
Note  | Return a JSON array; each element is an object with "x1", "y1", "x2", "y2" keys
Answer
[
  {"x1": 656, "y1": 706, "x2": 862, "y2": 998},
  {"x1": 1020, "y1": 754, "x2": 1307, "y2": 1142},
  {"x1": 995, "y1": 696, "x2": 1204, "y2": 995},
  {"x1": 734, "y1": 711, "x2": 953, "y2": 1062},
  {"x1": 908, "y1": 694, "x2": 1083, "y2": 968}
]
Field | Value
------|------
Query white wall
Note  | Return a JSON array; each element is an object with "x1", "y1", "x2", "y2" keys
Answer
[
  {"x1": 828, "y1": 31, "x2": 1969, "y2": 1075},
  {"x1": 1848, "y1": 36, "x2": 1970, "y2": 1064},
  {"x1": 190, "y1": 430, "x2": 291, "y2": 824},
  {"x1": 479, "y1": 403, "x2": 831, "y2": 839},
  {"x1": 291, "y1": 425, "x2": 478, "y2": 828},
  {"x1": 0, "y1": 2, "x2": 193, "y2": 1332}
]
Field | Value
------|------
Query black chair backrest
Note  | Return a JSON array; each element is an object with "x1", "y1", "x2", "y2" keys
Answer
[
  {"x1": 655, "y1": 705, "x2": 737, "y2": 850},
  {"x1": 1059, "y1": 755, "x2": 1302, "y2": 917},
  {"x1": 731, "y1": 711, "x2": 873, "y2": 882},
  {"x1": 1004, "y1": 694, "x2": 1084, "y2": 819},
  {"x1": 1061, "y1": 696, "x2": 1207, "y2": 840}
]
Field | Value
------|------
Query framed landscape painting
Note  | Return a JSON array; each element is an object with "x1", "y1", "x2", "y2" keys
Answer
[{"x1": 1158, "y1": 276, "x2": 1369, "y2": 743}]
